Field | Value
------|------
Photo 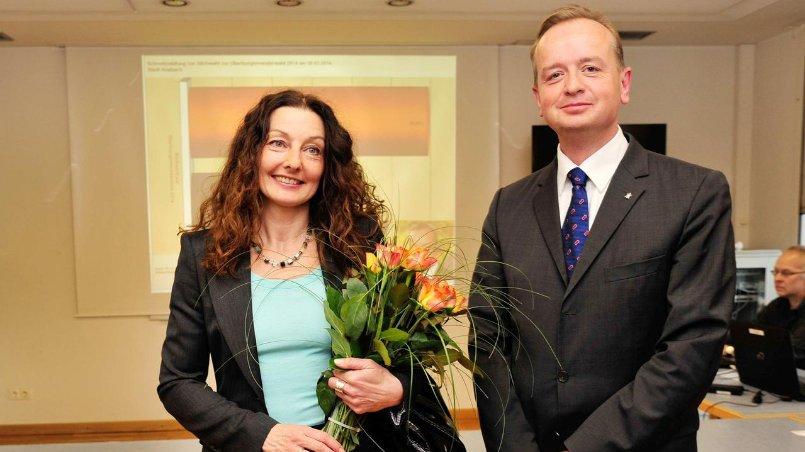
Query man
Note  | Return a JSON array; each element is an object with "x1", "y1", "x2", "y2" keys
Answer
[
  {"x1": 756, "y1": 246, "x2": 805, "y2": 368},
  {"x1": 470, "y1": 5, "x2": 735, "y2": 452}
]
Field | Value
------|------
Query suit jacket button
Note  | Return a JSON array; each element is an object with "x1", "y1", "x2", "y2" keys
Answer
[{"x1": 557, "y1": 370, "x2": 569, "y2": 383}]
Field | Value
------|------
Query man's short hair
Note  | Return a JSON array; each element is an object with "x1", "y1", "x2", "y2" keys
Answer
[
  {"x1": 783, "y1": 245, "x2": 805, "y2": 266},
  {"x1": 530, "y1": 4, "x2": 625, "y2": 84}
]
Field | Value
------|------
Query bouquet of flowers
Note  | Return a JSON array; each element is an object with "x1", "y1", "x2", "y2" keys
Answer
[{"x1": 316, "y1": 242, "x2": 475, "y2": 451}]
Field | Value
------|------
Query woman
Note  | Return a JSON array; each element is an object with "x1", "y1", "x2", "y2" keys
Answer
[{"x1": 158, "y1": 90, "x2": 461, "y2": 452}]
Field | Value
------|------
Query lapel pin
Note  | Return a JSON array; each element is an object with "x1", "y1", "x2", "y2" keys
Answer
[{"x1": 624, "y1": 192, "x2": 632, "y2": 199}]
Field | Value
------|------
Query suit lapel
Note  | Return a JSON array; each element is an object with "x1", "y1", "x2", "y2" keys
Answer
[
  {"x1": 563, "y1": 140, "x2": 649, "y2": 299},
  {"x1": 533, "y1": 160, "x2": 568, "y2": 286},
  {"x1": 207, "y1": 250, "x2": 264, "y2": 399}
]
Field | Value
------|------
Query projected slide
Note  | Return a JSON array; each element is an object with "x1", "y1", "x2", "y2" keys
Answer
[{"x1": 142, "y1": 55, "x2": 456, "y2": 293}]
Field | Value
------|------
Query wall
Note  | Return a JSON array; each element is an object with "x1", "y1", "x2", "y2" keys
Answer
[
  {"x1": 1, "y1": 34, "x2": 803, "y2": 425},
  {"x1": 0, "y1": 47, "x2": 170, "y2": 424},
  {"x1": 749, "y1": 25, "x2": 805, "y2": 249}
]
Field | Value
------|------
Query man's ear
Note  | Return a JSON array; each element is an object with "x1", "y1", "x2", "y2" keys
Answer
[
  {"x1": 620, "y1": 66, "x2": 632, "y2": 105},
  {"x1": 532, "y1": 85, "x2": 543, "y2": 117}
]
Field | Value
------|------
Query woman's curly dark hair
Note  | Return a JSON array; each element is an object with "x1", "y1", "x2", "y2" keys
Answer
[{"x1": 188, "y1": 89, "x2": 387, "y2": 276}]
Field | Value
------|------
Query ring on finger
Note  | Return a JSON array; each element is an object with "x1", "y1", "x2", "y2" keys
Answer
[{"x1": 334, "y1": 378, "x2": 346, "y2": 393}]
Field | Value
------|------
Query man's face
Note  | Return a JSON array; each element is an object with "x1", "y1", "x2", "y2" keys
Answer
[
  {"x1": 532, "y1": 18, "x2": 631, "y2": 140},
  {"x1": 773, "y1": 252, "x2": 805, "y2": 300}
]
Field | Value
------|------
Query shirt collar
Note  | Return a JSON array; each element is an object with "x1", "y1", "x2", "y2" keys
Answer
[{"x1": 556, "y1": 127, "x2": 628, "y2": 196}]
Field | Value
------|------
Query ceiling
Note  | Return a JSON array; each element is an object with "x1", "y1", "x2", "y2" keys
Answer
[{"x1": 0, "y1": 0, "x2": 803, "y2": 47}]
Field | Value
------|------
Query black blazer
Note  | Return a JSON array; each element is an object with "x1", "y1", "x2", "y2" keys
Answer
[
  {"x1": 158, "y1": 229, "x2": 429, "y2": 451},
  {"x1": 470, "y1": 136, "x2": 736, "y2": 452}
]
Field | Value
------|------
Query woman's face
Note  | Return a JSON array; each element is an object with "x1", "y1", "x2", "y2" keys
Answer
[{"x1": 258, "y1": 106, "x2": 325, "y2": 210}]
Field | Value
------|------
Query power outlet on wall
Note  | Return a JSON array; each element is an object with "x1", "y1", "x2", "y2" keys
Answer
[{"x1": 6, "y1": 388, "x2": 31, "y2": 401}]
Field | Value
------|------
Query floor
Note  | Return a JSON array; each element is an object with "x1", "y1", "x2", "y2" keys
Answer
[
  {"x1": 0, "y1": 430, "x2": 487, "y2": 452},
  {"x1": 6, "y1": 420, "x2": 803, "y2": 451}
]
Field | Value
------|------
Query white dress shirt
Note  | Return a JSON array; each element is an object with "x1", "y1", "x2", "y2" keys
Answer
[{"x1": 557, "y1": 128, "x2": 629, "y2": 228}]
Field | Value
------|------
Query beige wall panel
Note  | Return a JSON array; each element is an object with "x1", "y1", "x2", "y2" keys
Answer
[
  {"x1": 733, "y1": 45, "x2": 756, "y2": 246},
  {"x1": 622, "y1": 46, "x2": 738, "y2": 191},
  {"x1": 67, "y1": 48, "x2": 172, "y2": 314},
  {"x1": 0, "y1": 47, "x2": 176, "y2": 424},
  {"x1": 498, "y1": 46, "x2": 538, "y2": 187},
  {"x1": 750, "y1": 26, "x2": 805, "y2": 249}
]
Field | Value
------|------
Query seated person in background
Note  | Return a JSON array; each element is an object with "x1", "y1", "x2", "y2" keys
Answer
[{"x1": 757, "y1": 245, "x2": 805, "y2": 368}]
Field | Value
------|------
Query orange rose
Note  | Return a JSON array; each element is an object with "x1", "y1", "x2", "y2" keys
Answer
[
  {"x1": 417, "y1": 277, "x2": 448, "y2": 312},
  {"x1": 450, "y1": 292, "x2": 467, "y2": 314},
  {"x1": 375, "y1": 244, "x2": 405, "y2": 269},
  {"x1": 401, "y1": 247, "x2": 438, "y2": 272},
  {"x1": 416, "y1": 275, "x2": 466, "y2": 314}
]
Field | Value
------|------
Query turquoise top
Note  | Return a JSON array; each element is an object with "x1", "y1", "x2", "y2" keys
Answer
[{"x1": 251, "y1": 268, "x2": 331, "y2": 426}]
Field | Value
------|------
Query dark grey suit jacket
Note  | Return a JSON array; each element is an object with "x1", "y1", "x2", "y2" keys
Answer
[
  {"x1": 158, "y1": 229, "x2": 426, "y2": 451},
  {"x1": 470, "y1": 136, "x2": 735, "y2": 452}
]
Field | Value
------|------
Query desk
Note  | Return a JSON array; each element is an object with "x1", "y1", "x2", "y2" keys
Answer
[
  {"x1": 698, "y1": 418, "x2": 805, "y2": 451},
  {"x1": 699, "y1": 369, "x2": 805, "y2": 421}
]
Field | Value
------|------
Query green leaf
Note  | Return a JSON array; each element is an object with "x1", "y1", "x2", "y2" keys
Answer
[
  {"x1": 349, "y1": 339, "x2": 364, "y2": 357},
  {"x1": 339, "y1": 300, "x2": 353, "y2": 324},
  {"x1": 409, "y1": 331, "x2": 442, "y2": 350},
  {"x1": 423, "y1": 348, "x2": 462, "y2": 367},
  {"x1": 341, "y1": 300, "x2": 369, "y2": 339},
  {"x1": 316, "y1": 375, "x2": 337, "y2": 415},
  {"x1": 389, "y1": 283, "x2": 410, "y2": 309},
  {"x1": 366, "y1": 272, "x2": 377, "y2": 291},
  {"x1": 420, "y1": 352, "x2": 446, "y2": 383},
  {"x1": 434, "y1": 326, "x2": 458, "y2": 348},
  {"x1": 366, "y1": 303, "x2": 377, "y2": 336},
  {"x1": 350, "y1": 428, "x2": 360, "y2": 446},
  {"x1": 457, "y1": 353, "x2": 482, "y2": 376},
  {"x1": 328, "y1": 329, "x2": 351, "y2": 358},
  {"x1": 373, "y1": 338, "x2": 392, "y2": 366},
  {"x1": 326, "y1": 285, "x2": 344, "y2": 313},
  {"x1": 378, "y1": 328, "x2": 410, "y2": 343},
  {"x1": 323, "y1": 302, "x2": 346, "y2": 336},
  {"x1": 435, "y1": 347, "x2": 462, "y2": 366},
  {"x1": 345, "y1": 278, "x2": 368, "y2": 302}
]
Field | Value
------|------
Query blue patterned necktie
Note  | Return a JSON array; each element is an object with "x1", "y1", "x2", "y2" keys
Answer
[{"x1": 561, "y1": 167, "x2": 590, "y2": 279}]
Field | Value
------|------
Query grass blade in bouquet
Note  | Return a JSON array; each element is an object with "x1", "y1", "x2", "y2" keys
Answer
[{"x1": 317, "y1": 242, "x2": 476, "y2": 451}]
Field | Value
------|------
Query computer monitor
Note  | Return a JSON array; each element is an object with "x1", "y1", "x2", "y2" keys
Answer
[{"x1": 730, "y1": 321, "x2": 804, "y2": 400}]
